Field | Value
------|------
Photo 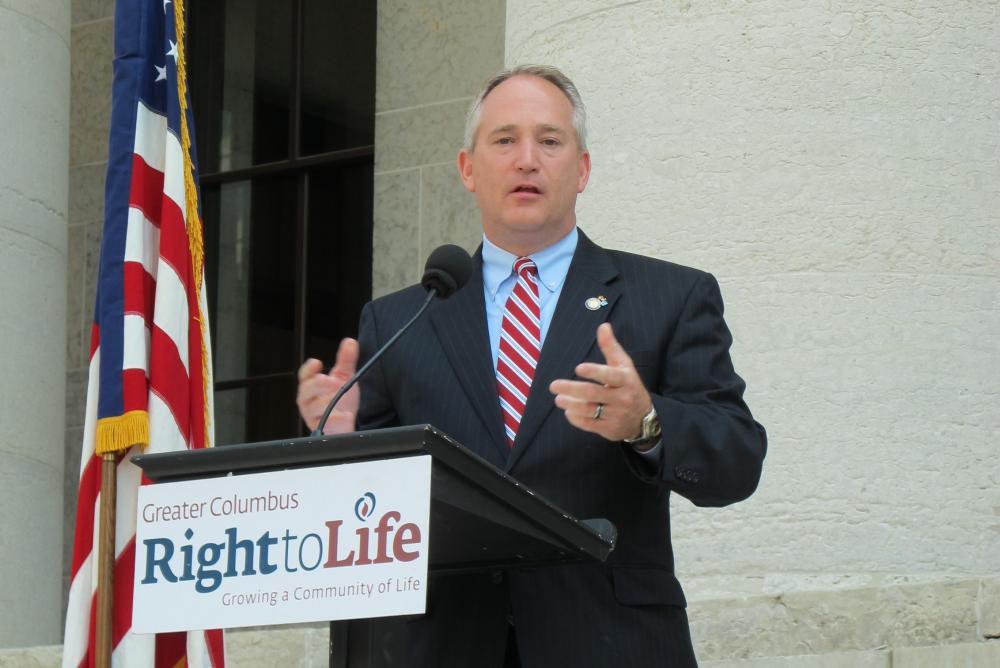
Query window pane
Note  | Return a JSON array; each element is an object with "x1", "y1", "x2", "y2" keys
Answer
[
  {"x1": 204, "y1": 176, "x2": 299, "y2": 382},
  {"x1": 189, "y1": 0, "x2": 292, "y2": 172},
  {"x1": 300, "y1": 0, "x2": 376, "y2": 155},
  {"x1": 214, "y1": 377, "x2": 299, "y2": 445},
  {"x1": 305, "y1": 161, "x2": 374, "y2": 364}
]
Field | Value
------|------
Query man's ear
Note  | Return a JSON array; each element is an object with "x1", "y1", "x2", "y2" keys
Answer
[
  {"x1": 577, "y1": 150, "x2": 592, "y2": 193},
  {"x1": 457, "y1": 149, "x2": 475, "y2": 193}
]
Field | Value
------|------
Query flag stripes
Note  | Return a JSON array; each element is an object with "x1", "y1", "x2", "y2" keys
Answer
[{"x1": 62, "y1": 0, "x2": 223, "y2": 665}]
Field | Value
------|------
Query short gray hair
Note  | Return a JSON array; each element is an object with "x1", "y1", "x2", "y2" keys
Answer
[{"x1": 463, "y1": 65, "x2": 588, "y2": 152}]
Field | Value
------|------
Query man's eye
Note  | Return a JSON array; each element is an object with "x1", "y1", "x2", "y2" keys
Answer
[
  {"x1": 541, "y1": 138, "x2": 560, "y2": 146},
  {"x1": 496, "y1": 137, "x2": 514, "y2": 145}
]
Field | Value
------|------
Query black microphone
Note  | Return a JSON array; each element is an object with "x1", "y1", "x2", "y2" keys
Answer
[{"x1": 311, "y1": 244, "x2": 474, "y2": 436}]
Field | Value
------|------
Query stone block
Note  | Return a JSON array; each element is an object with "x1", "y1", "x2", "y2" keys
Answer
[
  {"x1": 70, "y1": 19, "x2": 112, "y2": 166},
  {"x1": 225, "y1": 623, "x2": 328, "y2": 667},
  {"x1": 65, "y1": 225, "x2": 86, "y2": 370},
  {"x1": 68, "y1": 162, "x2": 105, "y2": 226},
  {"x1": 893, "y1": 641, "x2": 1000, "y2": 668},
  {"x1": 374, "y1": 99, "x2": 467, "y2": 173},
  {"x1": 702, "y1": 649, "x2": 890, "y2": 668},
  {"x1": 979, "y1": 577, "x2": 1000, "y2": 639},
  {"x1": 71, "y1": 0, "x2": 113, "y2": 25},
  {"x1": 0, "y1": 644, "x2": 61, "y2": 668},
  {"x1": 690, "y1": 580, "x2": 979, "y2": 660},
  {"x1": 419, "y1": 163, "x2": 482, "y2": 261},
  {"x1": 372, "y1": 170, "x2": 420, "y2": 298},
  {"x1": 377, "y1": 0, "x2": 504, "y2": 111}
]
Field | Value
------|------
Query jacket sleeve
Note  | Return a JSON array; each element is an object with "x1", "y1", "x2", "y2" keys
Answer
[{"x1": 622, "y1": 272, "x2": 767, "y2": 506}]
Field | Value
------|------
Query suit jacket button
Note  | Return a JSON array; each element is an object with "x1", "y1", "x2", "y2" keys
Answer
[{"x1": 491, "y1": 571, "x2": 504, "y2": 585}]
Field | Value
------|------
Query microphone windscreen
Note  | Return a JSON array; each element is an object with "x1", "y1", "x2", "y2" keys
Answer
[{"x1": 421, "y1": 244, "x2": 474, "y2": 298}]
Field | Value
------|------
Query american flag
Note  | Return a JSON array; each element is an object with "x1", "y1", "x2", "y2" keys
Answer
[{"x1": 62, "y1": 0, "x2": 225, "y2": 665}]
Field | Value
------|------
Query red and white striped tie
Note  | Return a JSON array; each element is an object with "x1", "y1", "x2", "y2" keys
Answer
[{"x1": 497, "y1": 257, "x2": 541, "y2": 447}]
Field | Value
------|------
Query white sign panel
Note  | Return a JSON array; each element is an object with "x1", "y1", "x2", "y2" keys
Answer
[{"x1": 133, "y1": 455, "x2": 431, "y2": 632}]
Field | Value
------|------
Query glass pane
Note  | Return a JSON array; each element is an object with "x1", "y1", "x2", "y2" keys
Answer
[
  {"x1": 214, "y1": 377, "x2": 299, "y2": 445},
  {"x1": 189, "y1": 0, "x2": 292, "y2": 172},
  {"x1": 300, "y1": 0, "x2": 376, "y2": 155},
  {"x1": 204, "y1": 176, "x2": 298, "y2": 382},
  {"x1": 305, "y1": 161, "x2": 373, "y2": 365}
]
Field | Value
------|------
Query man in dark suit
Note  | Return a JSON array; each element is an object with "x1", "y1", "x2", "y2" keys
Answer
[{"x1": 298, "y1": 65, "x2": 766, "y2": 667}]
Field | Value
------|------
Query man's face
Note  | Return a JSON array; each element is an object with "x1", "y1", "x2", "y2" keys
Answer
[{"x1": 457, "y1": 75, "x2": 591, "y2": 256}]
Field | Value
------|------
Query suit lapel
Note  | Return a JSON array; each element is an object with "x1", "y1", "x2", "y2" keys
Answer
[
  {"x1": 429, "y1": 252, "x2": 509, "y2": 459},
  {"x1": 506, "y1": 231, "x2": 620, "y2": 471}
]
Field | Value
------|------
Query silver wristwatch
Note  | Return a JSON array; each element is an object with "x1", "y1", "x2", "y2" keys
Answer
[{"x1": 623, "y1": 405, "x2": 661, "y2": 449}]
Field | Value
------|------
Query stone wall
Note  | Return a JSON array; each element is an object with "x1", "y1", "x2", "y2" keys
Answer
[
  {"x1": 503, "y1": 0, "x2": 999, "y2": 661},
  {"x1": 371, "y1": 0, "x2": 505, "y2": 296}
]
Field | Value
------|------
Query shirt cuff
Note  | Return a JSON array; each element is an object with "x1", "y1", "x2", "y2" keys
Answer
[{"x1": 633, "y1": 439, "x2": 662, "y2": 460}]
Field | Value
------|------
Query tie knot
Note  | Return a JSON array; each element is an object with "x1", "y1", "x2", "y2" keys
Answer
[{"x1": 513, "y1": 257, "x2": 537, "y2": 278}]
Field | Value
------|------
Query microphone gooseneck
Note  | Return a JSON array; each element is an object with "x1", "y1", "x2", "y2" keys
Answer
[{"x1": 311, "y1": 244, "x2": 473, "y2": 437}]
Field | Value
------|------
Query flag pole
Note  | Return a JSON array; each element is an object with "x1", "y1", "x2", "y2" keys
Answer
[{"x1": 95, "y1": 453, "x2": 118, "y2": 668}]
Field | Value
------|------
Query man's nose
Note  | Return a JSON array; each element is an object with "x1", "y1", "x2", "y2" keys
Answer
[{"x1": 514, "y1": 142, "x2": 539, "y2": 171}]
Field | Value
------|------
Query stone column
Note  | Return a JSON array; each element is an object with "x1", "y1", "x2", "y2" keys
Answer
[
  {"x1": 0, "y1": 0, "x2": 70, "y2": 648},
  {"x1": 505, "y1": 0, "x2": 999, "y2": 661}
]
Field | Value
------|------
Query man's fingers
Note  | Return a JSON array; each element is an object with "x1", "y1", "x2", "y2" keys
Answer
[
  {"x1": 298, "y1": 357, "x2": 324, "y2": 382},
  {"x1": 550, "y1": 378, "x2": 609, "y2": 403},
  {"x1": 573, "y1": 362, "x2": 628, "y2": 388},
  {"x1": 330, "y1": 338, "x2": 359, "y2": 378},
  {"x1": 596, "y1": 322, "x2": 633, "y2": 368}
]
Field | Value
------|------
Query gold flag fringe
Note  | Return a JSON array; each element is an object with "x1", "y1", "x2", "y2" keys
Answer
[
  {"x1": 95, "y1": 411, "x2": 149, "y2": 455},
  {"x1": 173, "y1": 0, "x2": 212, "y2": 449}
]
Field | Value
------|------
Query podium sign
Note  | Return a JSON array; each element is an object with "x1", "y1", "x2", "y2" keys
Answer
[{"x1": 132, "y1": 455, "x2": 431, "y2": 632}]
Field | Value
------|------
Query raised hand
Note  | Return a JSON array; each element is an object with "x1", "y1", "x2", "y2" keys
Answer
[
  {"x1": 549, "y1": 322, "x2": 652, "y2": 442},
  {"x1": 296, "y1": 337, "x2": 360, "y2": 434}
]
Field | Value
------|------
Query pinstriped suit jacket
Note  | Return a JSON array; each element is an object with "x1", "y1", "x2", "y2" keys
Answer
[{"x1": 355, "y1": 229, "x2": 766, "y2": 667}]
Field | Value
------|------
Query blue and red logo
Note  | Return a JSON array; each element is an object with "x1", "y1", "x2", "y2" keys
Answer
[{"x1": 355, "y1": 492, "x2": 376, "y2": 521}]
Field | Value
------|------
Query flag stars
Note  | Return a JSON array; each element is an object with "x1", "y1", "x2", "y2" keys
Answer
[
  {"x1": 163, "y1": 0, "x2": 171, "y2": 13},
  {"x1": 166, "y1": 40, "x2": 178, "y2": 63},
  {"x1": 154, "y1": 65, "x2": 167, "y2": 82}
]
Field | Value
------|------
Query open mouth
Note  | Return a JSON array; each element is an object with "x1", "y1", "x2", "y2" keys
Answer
[{"x1": 511, "y1": 185, "x2": 542, "y2": 195}]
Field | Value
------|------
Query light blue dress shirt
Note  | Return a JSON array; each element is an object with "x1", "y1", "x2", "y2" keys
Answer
[
  {"x1": 480, "y1": 227, "x2": 661, "y2": 458},
  {"x1": 482, "y1": 226, "x2": 578, "y2": 368}
]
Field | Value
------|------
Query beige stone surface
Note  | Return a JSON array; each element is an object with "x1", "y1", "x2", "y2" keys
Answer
[
  {"x1": 0, "y1": 3, "x2": 69, "y2": 648},
  {"x1": 68, "y1": 162, "x2": 105, "y2": 225},
  {"x1": 224, "y1": 624, "x2": 329, "y2": 668},
  {"x1": 979, "y1": 577, "x2": 1000, "y2": 639},
  {"x1": 419, "y1": 163, "x2": 482, "y2": 261},
  {"x1": 893, "y1": 641, "x2": 1000, "y2": 668},
  {"x1": 0, "y1": 645, "x2": 61, "y2": 668},
  {"x1": 506, "y1": 0, "x2": 1000, "y2": 599},
  {"x1": 69, "y1": 18, "x2": 112, "y2": 166},
  {"x1": 702, "y1": 649, "x2": 890, "y2": 668},
  {"x1": 376, "y1": 0, "x2": 504, "y2": 111},
  {"x1": 71, "y1": 0, "x2": 112, "y2": 25},
  {"x1": 65, "y1": 224, "x2": 85, "y2": 369},
  {"x1": 374, "y1": 100, "x2": 469, "y2": 174},
  {"x1": 690, "y1": 579, "x2": 981, "y2": 660},
  {"x1": 373, "y1": 170, "x2": 421, "y2": 298},
  {"x1": 0, "y1": 0, "x2": 70, "y2": 45}
]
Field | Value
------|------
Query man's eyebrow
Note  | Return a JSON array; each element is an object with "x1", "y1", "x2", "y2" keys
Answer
[
  {"x1": 486, "y1": 123, "x2": 569, "y2": 136},
  {"x1": 487, "y1": 124, "x2": 518, "y2": 136}
]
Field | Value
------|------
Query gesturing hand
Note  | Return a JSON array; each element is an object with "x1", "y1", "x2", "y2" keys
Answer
[
  {"x1": 549, "y1": 323, "x2": 651, "y2": 442},
  {"x1": 296, "y1": 337, "x2": 360, "y2": 434}
]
